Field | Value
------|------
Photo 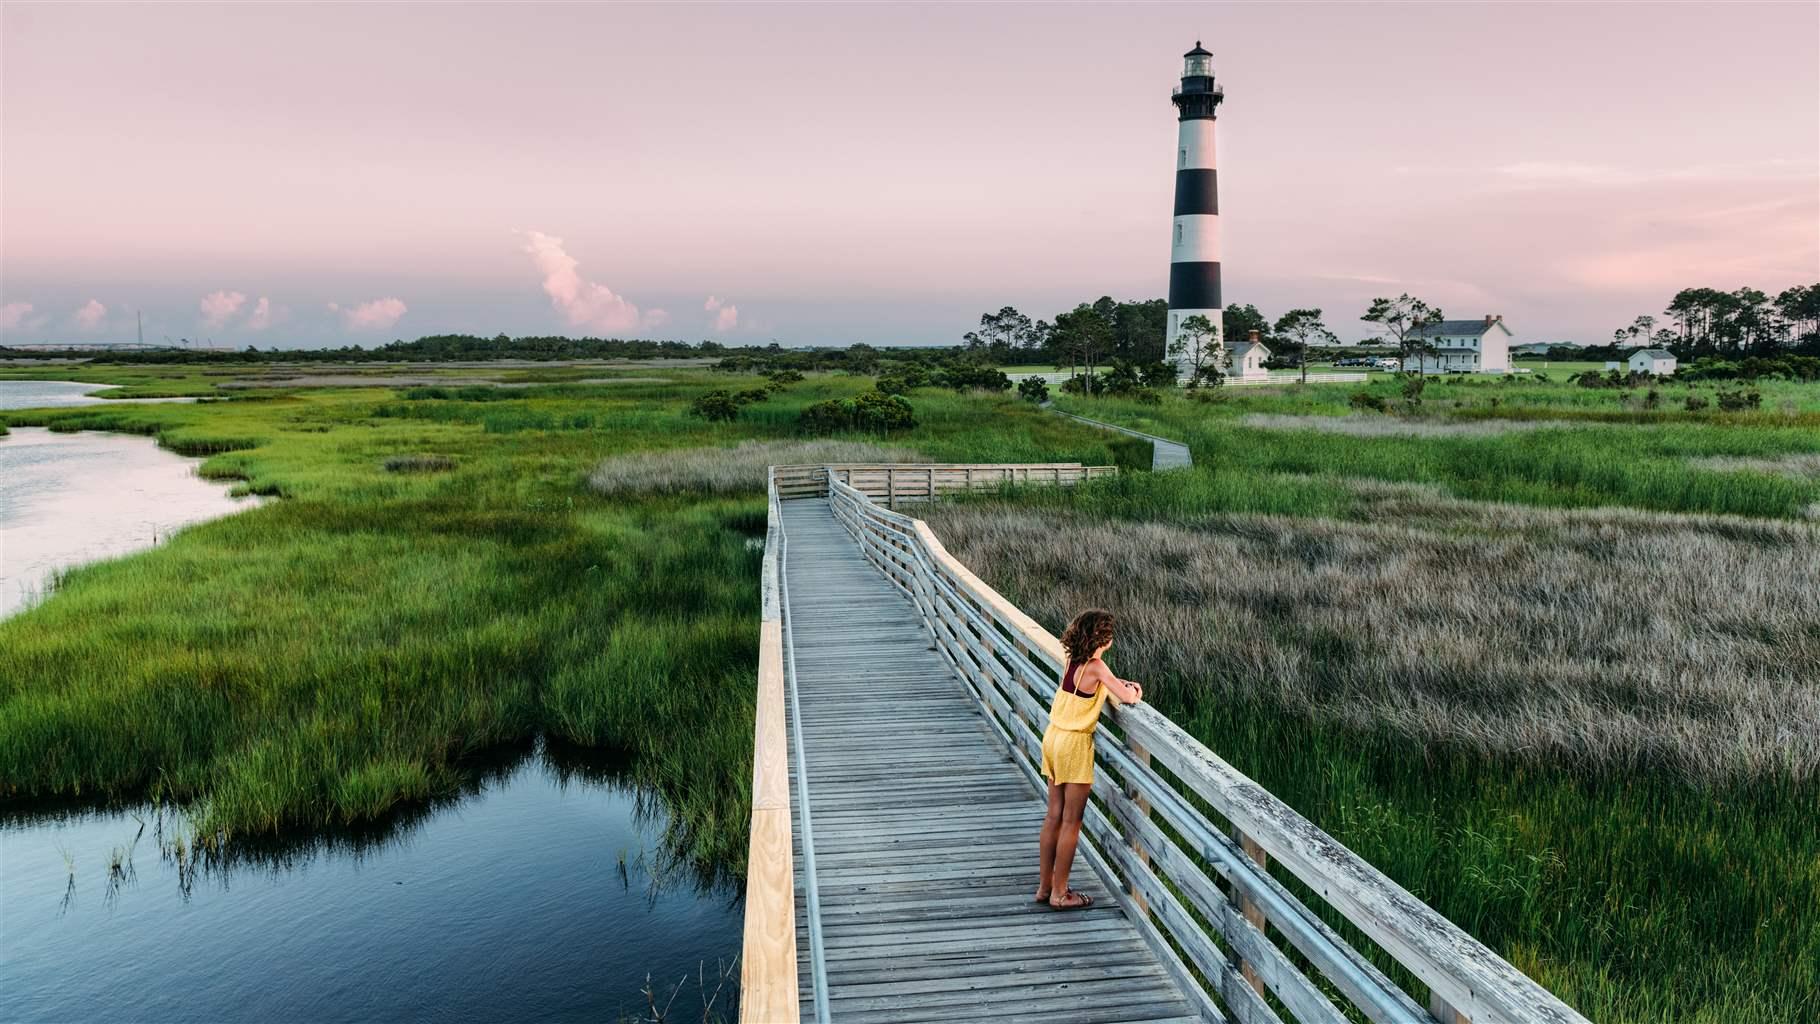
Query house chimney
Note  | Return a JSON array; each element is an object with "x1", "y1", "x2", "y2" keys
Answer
[
  {"x1": 1247, "y1": 329, "x2": 1259, "y2": 342},
  {"x1": 1484, "y1": 314, "x2": 1495, "y2": 326}
]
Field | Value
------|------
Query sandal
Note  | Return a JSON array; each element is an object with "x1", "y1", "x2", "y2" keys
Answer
[
  {"x1": 1049, "y1": 887, "x2": 1093, "y2": 911},
  {"x1": 1034, "y1": 890, "x2": 1050, "y2": 904}
]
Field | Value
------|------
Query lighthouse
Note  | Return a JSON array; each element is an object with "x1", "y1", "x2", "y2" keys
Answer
[{"x1": 1166, "y1": 42, "x2": 1225, "y2": 382}]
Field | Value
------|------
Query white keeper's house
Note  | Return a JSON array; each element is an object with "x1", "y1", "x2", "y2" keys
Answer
[
  {"x1": 1628, "y1": 348, "x2": 1677, "y2": 375},
  {"x1": 1406, "y1": 314, "x2": 1513, "y2": 374},
  {"x1": 1225, "y1": 330, "x2": 1271, "y2": 381}
]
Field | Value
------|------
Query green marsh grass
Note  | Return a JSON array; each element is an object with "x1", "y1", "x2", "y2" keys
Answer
[{"x1": 0, "y1": 369, "x2": 1133, "y2": 872}]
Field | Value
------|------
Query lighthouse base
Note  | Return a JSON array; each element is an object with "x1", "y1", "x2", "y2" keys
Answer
[{"x1": 1167, "y1": 307, "x2": 1224, "y2": 384}]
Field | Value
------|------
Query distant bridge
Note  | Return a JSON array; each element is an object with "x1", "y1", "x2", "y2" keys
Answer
[{"x1": 742, "y1": 463, "x2": 1588, "y2": 1024}]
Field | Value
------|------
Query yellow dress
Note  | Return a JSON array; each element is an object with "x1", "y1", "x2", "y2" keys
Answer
[{"x1": 1040, "y1": 659, "x2": 1117, "y2": 785}]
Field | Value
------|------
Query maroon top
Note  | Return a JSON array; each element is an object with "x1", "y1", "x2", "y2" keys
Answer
[{"x1": 1060, "y1": 660, "x2": 1098, "y2": 697}]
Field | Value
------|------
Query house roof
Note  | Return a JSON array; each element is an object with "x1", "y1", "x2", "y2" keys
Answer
[
  {"x1": 1228, "y1": 340, "x2": 1270, "y2": 356},
  {"x1": 1409, "y1": 319, "x2": 1510, "y2": 339},
  {"x1": 1428, "y1": 347, "x2": 1478, "y2": 354},
  {"x1": 1632, "y1": 349, "x2": 1675, "y2": 359}
]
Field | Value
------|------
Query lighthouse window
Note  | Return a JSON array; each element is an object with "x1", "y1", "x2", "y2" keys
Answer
[
  {"x1": 1179, "y1": 148, "x2": 1187, "y2": 168},
  {"x1": 1175, "y1": 224, "x2": 1183, "y2": 244}
]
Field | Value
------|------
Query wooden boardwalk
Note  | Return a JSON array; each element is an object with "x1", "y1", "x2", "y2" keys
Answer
[
  {"x1": 1043, "y1": 404, "x2": 1192, "y2": 471},
  {"x1": 781, "y1": 499, "x2": 1197, "y2": 1024}
]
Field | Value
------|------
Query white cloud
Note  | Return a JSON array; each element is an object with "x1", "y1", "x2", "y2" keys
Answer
[
  {"x1": 333, "y1": 297, "x2": 408, "y2": 331},
  {"x1": 642, "y1": 308, "x2": 671, "y2": 328},
  {"x1": 243, "y1": 296, "x2": 279, "y2": 330},
  {"x1": 0, "y1": 302, "x2": 32, "y2": 330},
  {"x1": 704, "y1": 295, "x2": 739, "y2": 332},
  {"x1": 72, "y1": 299, "x2": 108, "y2": 330},
  {"x1": 199, "y1": 290, "x2": 247, "y2": 329},
  {"x1": 521, "y1": 230, "x2": 642, "y2": 333}
]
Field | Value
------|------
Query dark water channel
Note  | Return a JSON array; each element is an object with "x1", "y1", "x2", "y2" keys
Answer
[{"x1": 0, "y1": 745, "x2": 743, "y2": 1023}]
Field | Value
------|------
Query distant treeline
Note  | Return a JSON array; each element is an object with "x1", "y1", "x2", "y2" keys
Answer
[{"x1": 0, "y1": 334, "x2": 731, "y2": 364}]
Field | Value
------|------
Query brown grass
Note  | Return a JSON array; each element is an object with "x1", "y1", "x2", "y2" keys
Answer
[
  {"x1": 588, "y1": 439, "x2": 926, "y2": 497},
  {"x1": 1689, "y1": 453, "x2": 1820, "y2": 481},
  {"x1": 922, "y1": 478, "x2": 1820, "y2": 783},
  {"x1": 1241, "y1": 413, "x2": 1582, "y2": 438}
]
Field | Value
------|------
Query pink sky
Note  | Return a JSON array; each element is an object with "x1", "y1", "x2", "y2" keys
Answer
[{"x1": 3, "y1": 2, "x2": 1815, "y2": 348}]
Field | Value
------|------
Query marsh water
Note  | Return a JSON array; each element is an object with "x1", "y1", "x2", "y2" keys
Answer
[
  {"x1": 0, "y1": 379, "x2": 744, "y2": 1019},
  {"x1": 1, "y1": 746, "x2": 743, "y2": 1022}
]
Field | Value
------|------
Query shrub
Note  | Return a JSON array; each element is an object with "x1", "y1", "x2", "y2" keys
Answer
[
  {"x1": 851, "y1": 389, "x2": 916, "y2": 431},
  {"x1": 937, "y1": 362, "x2": 1012, "y2": 393},
  {"x1": 1644, "y1": 389, "x2": 1661, "y2": 410},
  {"x1": 382, "y1": 454, "x2": 457, "y2": 473},
  {"x1": 798, "y1": 390, "x2": 917, "y2": 434},
  {"x1": 797, "y1": 399, "x2": 851, "y2": 434},
  {"x1": 1684, "y1": 393, "x2": 1710, "y2": 412},
  {"x1": 735, "y1": 388, "x2": 771, "y2": 405},
  {"x1": 1132, "y1": 388, "x2": 1162, "y2": 405},
  {"x1": 689, "y1": 390, "x2": 741, "y2": 422},
  {"x1": 763, "y1": 369, "x2": 805, "y2": 388},
  {"x1": 1017, "y1": 376, "x2": 1050, "y2": 403},
  {"x1": 875, "y1": 375, "x2": 910, "y2": 396},
  {"x1": 1716, "y1": 389, "x2": 1763, "y2": 412},
  {"x1": 1139, "y1": 361, "x2": 1179, "y2": 388},
  {"x1": 1350, "y1": 391, "x2": 1389, "y2": 413}
]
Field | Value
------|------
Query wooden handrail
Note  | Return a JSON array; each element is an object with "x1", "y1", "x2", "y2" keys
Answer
[
  {"x1": 739, "y1": 471, "x2": 799, "y2": 1023},
  {"x1": 772, "y1": 462, "x2": 1116, "y2": 504},
  {"x1": 825, "y1": 476, "x2": 1590, "y2": 1024}
]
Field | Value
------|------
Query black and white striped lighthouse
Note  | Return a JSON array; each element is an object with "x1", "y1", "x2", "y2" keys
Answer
[{"x1": 1166, "y1": 42, "x2": 1225, "y2": 381}]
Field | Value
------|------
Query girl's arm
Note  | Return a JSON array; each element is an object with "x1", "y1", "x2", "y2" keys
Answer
[{"x1": 1092, "y1": 664, "x2": 1144, "y2": 705}]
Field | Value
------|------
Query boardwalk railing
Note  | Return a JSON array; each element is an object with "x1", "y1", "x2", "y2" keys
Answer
[
  {"x1": 773, "y1": 462, "x2": 1116, "y2": 506},
  {"x1": 741, "y1": 469, "x2": 801, "y2": 1023},
  {"x1": 820, "y1": 474, "x2": 1590, "y2": 1024}
]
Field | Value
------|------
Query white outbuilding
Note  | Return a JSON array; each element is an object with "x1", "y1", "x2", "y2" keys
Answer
[
  {"x1": 1225, "y1": 331, "x2": 1271, "y2": 380},
  {"x1": 1406, "y1": 314, "x2": 1513, "y2": 373},
  {"x1": 1628, "y1": 349, "x2": 1677, "y2": 375}
]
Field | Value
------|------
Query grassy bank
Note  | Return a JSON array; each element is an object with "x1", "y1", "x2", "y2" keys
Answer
[
  {"x1": 0, "y1": 368, "x2": 1132, "y2": 871},
  {"x1": 1054, "y1": 381, "x2": 1820, "y2": 519}
]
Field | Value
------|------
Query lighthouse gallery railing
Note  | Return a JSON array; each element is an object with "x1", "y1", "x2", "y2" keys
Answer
[{"x1": 823, "y1": 473, "x2": 1589, "y2": 1024}]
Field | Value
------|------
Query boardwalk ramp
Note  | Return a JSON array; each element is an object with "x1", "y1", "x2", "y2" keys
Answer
[{"x1": 743, "y1": 463, "x2": 1590, "y2": 1024}]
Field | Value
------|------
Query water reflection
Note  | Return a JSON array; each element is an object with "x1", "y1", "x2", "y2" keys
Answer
[
  {"x1": 0, "y1": 426, "x2": 260, "y2": 617},
  {"x1": 1, "y1": 740, "x2": 742, "y2": 1023},
  {"x1": 0, "y1": 378, "x2": 199, "y2": 409}
]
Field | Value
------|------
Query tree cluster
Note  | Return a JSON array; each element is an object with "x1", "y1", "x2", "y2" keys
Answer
[{"x1": 1622, "y1": 284, "x2": 1819, "y2": 356}]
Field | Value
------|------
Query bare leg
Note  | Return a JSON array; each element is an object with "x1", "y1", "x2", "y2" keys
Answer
[
  {"x1": 1048, "y1": 782, "x2": 1094, "y2": 908},
  {"x1": 1036, "y1": 781, "x2": 1064, "y2": 900}
]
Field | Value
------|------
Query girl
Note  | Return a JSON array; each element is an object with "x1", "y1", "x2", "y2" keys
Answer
[{"x1": 1035, "y1": 608, "x2": 1144, "y2": 910}]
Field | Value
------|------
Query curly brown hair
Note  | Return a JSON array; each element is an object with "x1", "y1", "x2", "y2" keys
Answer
[{"x1": 1059, "y1": 608, "x2": 1116, "y2": 666}]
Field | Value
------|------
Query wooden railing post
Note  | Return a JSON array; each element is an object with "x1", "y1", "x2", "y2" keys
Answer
[
  {"x1": 885, "y1": 466, "x2": 895, "y2": 509},
  {"x1": 1431, "y1": 993, "x2": 1473, "y2": 1024},
  {"x1": 1123, "y1": 740, "x2": 1154, "y2": 918},
  {"x1": 1233, "y1": 829, "x2": 1269, "y2": 996},
  {"x1": 927, "y1": 465, "x2": 935, "y2": 501}
]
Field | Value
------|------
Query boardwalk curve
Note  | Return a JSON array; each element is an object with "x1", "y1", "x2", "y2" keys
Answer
[{"x1": 1042, "y1": 403, "x2": 1193, "y2": 471}]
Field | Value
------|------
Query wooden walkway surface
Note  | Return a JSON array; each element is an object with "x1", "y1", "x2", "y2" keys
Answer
[
  {"x1": 781, "y1": 499, "x2": 1196, "y2": 1024},
  {"x1": 1043, "y1": 404, "x2": 1193, "y2": 471}
]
